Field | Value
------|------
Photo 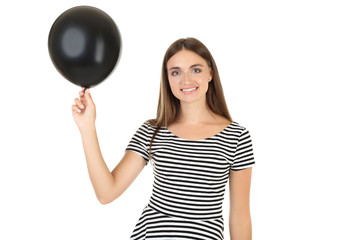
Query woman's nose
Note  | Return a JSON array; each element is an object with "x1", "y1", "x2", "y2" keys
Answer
[{"x1": 181, "y1": 71, "x2": 192, "y2": 84}]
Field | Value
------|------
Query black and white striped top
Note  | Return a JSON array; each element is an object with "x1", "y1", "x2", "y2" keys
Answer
[{"x1": 126, "y1": 121, "x2": 255, "y2": 239}]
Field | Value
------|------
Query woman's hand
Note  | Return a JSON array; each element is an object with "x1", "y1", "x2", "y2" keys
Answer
[
  {"x1": 71, "y1": 88, "x2": 146, "y2": 205},
  {"x1": 72, "y1": 88, "x2": 96, "y2": 131}
]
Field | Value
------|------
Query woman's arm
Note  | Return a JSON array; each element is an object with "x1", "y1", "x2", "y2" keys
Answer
[
  {"x1": 72, "y1": 89, "x2": 146, "y2": 204},
  {"x1": 229, "y1": 167, "x2": 253, "y2": 240}
]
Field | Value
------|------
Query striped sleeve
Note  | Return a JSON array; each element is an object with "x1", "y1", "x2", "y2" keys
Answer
[
  {"x1": 126, "y1": 123, "x2": 150, "y2": 163},
  {"x1": 231, "y1": 128, "x2": 255, "y2": 171}
]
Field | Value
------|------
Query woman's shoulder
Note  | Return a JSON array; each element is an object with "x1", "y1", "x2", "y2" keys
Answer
[
  {"x1": 130, "y1": 120, "x2": 159, "y2": 140},
  {"x1": 227, "y1": 121, "x2": 249, "y2": 135},
  {"x1": 139, "y1": 119, "x2": 161, "y2": 132}
]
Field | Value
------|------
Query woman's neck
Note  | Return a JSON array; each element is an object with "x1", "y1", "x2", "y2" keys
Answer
[{"x1": 177, "y1": 100, "x2": 216, "y2": 125}]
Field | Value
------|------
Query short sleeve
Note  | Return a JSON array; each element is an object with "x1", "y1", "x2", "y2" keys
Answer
[
  {"x1": 126, "y1": 123, "x2": 150, "y2": 163},
  {"x1": 231, "y1": 128, "x2": 255, "y2": 171}
]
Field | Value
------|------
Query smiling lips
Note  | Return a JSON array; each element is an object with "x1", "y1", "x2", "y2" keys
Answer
[{"x1": 181, "y1": 87, "x2": 198, "y2": 94}]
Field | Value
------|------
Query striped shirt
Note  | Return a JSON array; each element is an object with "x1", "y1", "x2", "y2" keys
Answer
[{"x1": 126, "y1": 121, "x2": 255, "y2": 239}]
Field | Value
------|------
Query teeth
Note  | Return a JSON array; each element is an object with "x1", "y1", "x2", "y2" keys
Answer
[{"x1": 182, "y1": 87, "x2": 197, "y2": 92}]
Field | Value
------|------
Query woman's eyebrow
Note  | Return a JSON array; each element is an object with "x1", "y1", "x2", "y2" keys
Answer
[
  {"x1": 190, "y1": 64, "x2": 204, "y2": 68},
  {"x1": 168, "y1": 64, "x2": 204, "y2": 71},
  {"x1": 169, "y1": 66, "x2": 181, "y2": 71}
]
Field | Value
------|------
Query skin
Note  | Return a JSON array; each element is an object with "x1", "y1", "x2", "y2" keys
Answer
[{"x1": 72, "y1": 49, "x2": 253, "y2": 240}]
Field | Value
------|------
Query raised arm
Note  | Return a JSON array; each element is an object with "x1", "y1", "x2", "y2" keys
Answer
[
  {"x1": 72, "y1": 88, "x2": 146, "y2": 204},
  {"x1": 229, "y1": 167, "x2": 253, "y2": 240}
]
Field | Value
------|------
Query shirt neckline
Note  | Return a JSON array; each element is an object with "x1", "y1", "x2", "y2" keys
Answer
[{"x1": 163, "y1": 121, "x2": 235, "y2": 141}]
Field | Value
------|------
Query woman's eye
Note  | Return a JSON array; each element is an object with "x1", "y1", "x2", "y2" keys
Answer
[
  {"x1": 171, "y1": 71, "x2": 180, "y2": 76},
  {"x1": 192, "y1": 68, "x2": 201, "y2": 73}
]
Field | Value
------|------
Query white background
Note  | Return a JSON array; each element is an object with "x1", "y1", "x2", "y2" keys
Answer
[{"x1": 0, "y1": 0, "x2": 359, "y2": 239}]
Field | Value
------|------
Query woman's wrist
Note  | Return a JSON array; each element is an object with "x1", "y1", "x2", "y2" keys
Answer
[{"x1": 79, "y1": 122, "x2": 96, "y2": 136}]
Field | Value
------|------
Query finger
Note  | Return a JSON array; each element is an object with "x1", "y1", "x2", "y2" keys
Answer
[
  {"x1": 72, "y1": 104, "x2": 82, "y2": 114},
  {"x1": 79, "y1": 92, "x2": 88, "y2": 109},
  {"x1": 79, "y1": 89, "x2": 85, "y2": 99},
  {"x1": 74, "y1": 98, "x2": 85, "y2": 109},
  {"x1": 84, "y1": 88, "x2": 94, "y2": 105}
]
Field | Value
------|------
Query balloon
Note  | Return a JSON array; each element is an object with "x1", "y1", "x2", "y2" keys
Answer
[{"x1": 48, "y1": 6, "x2": 121, "y2": 88}]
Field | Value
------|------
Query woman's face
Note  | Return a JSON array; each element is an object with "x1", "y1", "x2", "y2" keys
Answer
[{"x1": 167, "y1": 50, "x2": 212, "y2": 105}]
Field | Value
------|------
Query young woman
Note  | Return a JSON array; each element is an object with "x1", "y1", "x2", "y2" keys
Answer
[{"x1": 72, "y1": 38, "x2": 255, "y2": 240}]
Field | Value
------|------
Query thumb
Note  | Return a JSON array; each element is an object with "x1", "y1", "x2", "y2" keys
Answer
[{"x1": 84, "y1": 88, "x2": 94, "y2": 105}]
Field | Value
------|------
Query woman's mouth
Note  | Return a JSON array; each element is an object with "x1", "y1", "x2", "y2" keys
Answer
[{"x1": 181, "y1": 87, "x2": 198, "y2": 94}]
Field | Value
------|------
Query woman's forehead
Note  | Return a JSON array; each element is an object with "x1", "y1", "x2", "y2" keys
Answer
[{"x1": 167, "y1": 50, "x2": 208, "y2": 69}]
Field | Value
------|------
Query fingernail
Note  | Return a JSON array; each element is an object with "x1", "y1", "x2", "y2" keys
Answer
[
  {"x1": 80, "y1": 105, "x2": 84, "y2": 109},
  {"x1": 86, "y1": 89, "x2": 90, "y2": 93}
]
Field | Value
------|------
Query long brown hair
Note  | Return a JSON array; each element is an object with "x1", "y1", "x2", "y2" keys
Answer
[{"x1": 148, "y1": 38, "x2": 232, "y2": 157}]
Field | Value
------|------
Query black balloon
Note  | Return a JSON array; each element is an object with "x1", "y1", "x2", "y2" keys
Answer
[{"x1": 48, "y1": 6, "x2": 121, "y2": 88}]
